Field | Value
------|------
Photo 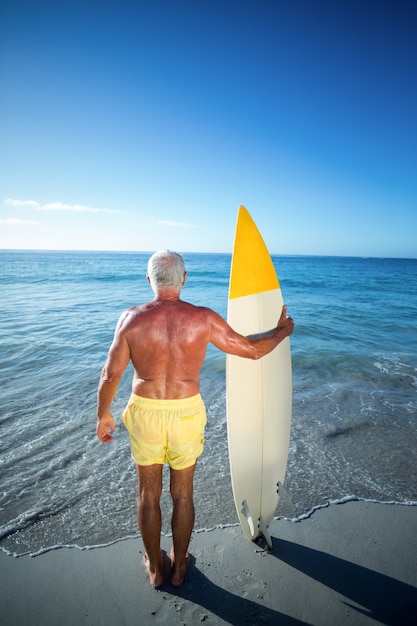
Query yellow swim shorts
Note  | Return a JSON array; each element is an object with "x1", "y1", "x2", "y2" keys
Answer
[{"x1": 121, "y1": 393, "x2": 207, "y2": 470}]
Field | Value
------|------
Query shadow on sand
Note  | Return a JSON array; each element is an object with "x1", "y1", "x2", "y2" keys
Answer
[
  {"x1": 163, "y1": 554, "x2": 310, "y2": 625},
  {"x1": 163, "y1": 539, "x2": 417, "y2": 625},
  {"x1": 271, "y1": 537, "x2": 417, "y2": 626}
]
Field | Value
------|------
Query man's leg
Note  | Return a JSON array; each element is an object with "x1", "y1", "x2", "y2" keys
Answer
[
  {"x1": 169, "y1": 461, "x2": 197, "y2": 586},
  {"x1": 136, "y1": 463, "x2": 164, "y2": 587}
]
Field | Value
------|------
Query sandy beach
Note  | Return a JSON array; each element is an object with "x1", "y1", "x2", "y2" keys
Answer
[{"x1": 1, "y1": 500, "x2": 416, "y2": 625}]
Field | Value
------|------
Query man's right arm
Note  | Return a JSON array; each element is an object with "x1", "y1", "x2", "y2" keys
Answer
[
  {"x1": 96, "y1": 313, "x2": 131, "y2": 443},
  {"x1": 208, "y1": 305, "x2": 294, "y2": 359}
]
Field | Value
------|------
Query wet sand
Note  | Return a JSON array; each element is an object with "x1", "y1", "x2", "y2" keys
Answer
[{"x1": 1, "y1": 500, "x2": 416, "y2": 625}]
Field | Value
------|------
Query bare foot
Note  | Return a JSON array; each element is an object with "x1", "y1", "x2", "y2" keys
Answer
[
  {"x1": 143, "y1": 553, "x2": 164, "y2": 588},
  {"x1": 170, "y1": 548, "x2": 190, "y2": 587}
]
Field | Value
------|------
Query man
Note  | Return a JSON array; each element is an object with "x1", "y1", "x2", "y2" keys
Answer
[{"x1": 96, "y1": 250, "x2": 294, "y2": 588}]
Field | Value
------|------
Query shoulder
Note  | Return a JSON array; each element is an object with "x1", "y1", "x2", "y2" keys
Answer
[
  {"x1": 181, "y1": 301, "x2": 217, "y2": 319},
  {"x1": 115, "y1": 303, "x2": 151, "y2": 331},
  {"x1": 174, "y1": 301, "x2": 224, "y2": 333},
  {"x1": 193, "y1": 305, "x2": 227, "y2": 330}
]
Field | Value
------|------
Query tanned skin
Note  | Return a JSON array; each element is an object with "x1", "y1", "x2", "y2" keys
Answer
[{"x1": 97, "y1": 271, "x2": 294, "y2": 587}]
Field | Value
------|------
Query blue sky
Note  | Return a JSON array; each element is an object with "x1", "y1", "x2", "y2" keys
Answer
[{"x1": 1, "y1": 0, "x2": 416, "y2": 257}]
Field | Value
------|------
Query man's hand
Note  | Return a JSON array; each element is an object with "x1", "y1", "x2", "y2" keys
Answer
[
  {"x1": 277, "y1": 305, "x2": 294, "y2": 337},
  {"x1": 96, "y1": 413, "x2": 116, "y2": 444}
]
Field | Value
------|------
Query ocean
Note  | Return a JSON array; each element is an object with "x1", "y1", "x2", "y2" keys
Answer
[{"x1": 1, "y1": 251, "x2": 416, "y2": 557}]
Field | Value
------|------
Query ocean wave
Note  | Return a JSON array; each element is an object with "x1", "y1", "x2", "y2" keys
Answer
[
  {"x1": 1, "y1": 252, "x2": 416, "y2": 558},
  {"x1": 277, "y1": 495, "x2": 417, "y2": 523},
  {"x1": 2, "y1": 497, "x2": 416, "y2": 559},
  {"x1": 0, "y1": 502, "x2": 70, "y2": 543}
]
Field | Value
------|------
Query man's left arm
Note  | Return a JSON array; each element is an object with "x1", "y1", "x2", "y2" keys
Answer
[{"x1": 209, "y1": 305, "x2": 294, "y2": 360}]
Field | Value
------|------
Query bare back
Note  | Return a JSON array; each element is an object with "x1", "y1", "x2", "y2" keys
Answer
[
  {"x1": 103, "y1": 290, "x2": 292, "y2": 404},
  {"x1": 119, "y1": 298, "x2": 212, "y2": 399}
]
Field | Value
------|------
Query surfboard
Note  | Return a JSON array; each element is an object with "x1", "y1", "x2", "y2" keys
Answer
[{"x1": 226, "y1": 205, "x2": 292, "y2": 549}]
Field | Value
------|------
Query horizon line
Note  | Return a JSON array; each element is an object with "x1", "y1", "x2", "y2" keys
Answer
[{"x1": 0, "y1": 248, "x2": 416, "y2": 261}]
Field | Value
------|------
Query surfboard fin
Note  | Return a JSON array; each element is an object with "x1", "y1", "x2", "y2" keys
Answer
[
  {"x1": 241, "y1": 500, "x2": 255, "y2": 537},
  {"x1": 241, "y1": 501, "x2": 273, "y2": 550},
  {"x1": 256, "y1": 516, "x2": 273, "y2": 551}
]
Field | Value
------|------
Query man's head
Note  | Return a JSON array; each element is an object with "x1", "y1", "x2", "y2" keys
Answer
[{"x1": 147, "y1": 250, "x2": 186, "y2": 291}]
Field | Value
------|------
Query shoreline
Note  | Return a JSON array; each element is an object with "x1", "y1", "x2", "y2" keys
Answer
[
  {"x1": 1, "y1": 500, "x2": 416, "y2": 625},
  {"x1": 3, "y1": 495, "x2": 416, "y2": 559}
]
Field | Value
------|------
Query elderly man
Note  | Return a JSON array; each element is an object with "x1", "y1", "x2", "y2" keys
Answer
[{"x1": 97, "y1": 250, "x2": 294, "y2": 587}]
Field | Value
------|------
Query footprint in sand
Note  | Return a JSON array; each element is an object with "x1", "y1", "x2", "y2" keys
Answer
[{"x1": 213, "y1": 543, "x2": 224, "y2": 564}]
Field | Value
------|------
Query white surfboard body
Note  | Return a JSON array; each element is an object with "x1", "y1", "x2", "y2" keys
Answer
[{"x1": 226, "y1": 206, "x2": 292, "y2": 547}]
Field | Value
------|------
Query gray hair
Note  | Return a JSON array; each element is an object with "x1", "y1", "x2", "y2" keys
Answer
[{"x1": 147, "y1": 250, "x2": 185, "y2": 289}]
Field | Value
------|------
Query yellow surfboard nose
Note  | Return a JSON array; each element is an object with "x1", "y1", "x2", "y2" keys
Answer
[{"x1": 229, "y1": 206, "x2": 279, "y2": 299}]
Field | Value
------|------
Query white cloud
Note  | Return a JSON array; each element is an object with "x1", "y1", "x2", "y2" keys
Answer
[
  {"x1": 4, "y1": 198, "x2": 119, "y2": 213},
  {"x1": 157, "y1": 220, "x2": 198, "y2": 228},
  {"x1": 40, "y1": 202, "x2": 118, "y2": 213},
  {"x1": 0, "y1": 218, "x2": 38, "y2": 225},
  {"x1": 5, "y1": 198, "x2": 40, "y2": 207}
]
